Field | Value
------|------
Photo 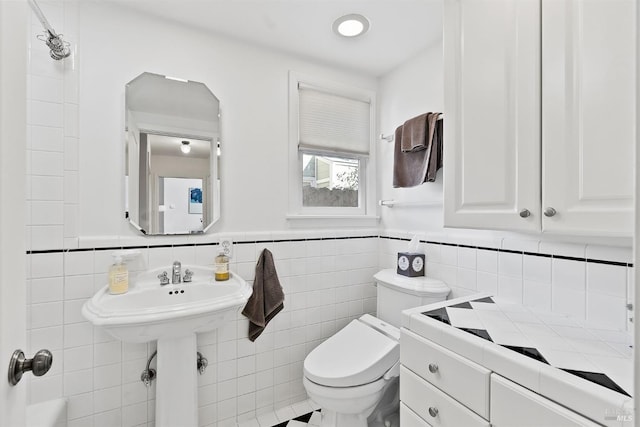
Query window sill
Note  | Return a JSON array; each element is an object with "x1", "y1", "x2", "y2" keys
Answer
[{"x1": 285, "y1": 214, "x2": 380, "y2": 228}]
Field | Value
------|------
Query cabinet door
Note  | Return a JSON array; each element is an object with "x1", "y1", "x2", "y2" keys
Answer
[
  {"x1": 443, "y1": 0, "x2": 541, "y2": 232},
  {"x1": 542, "y1": 0, "x2": 635, "y2": 236},
  {"x1": 491, "y1": 374, "x2": 601, "y2": 426}
]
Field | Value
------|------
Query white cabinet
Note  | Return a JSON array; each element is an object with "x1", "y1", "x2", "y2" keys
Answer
[
  {"x1": 400, "y1": 328, "x2": 607, "y2": 426},
  {"x1": 443, "y1": 0, "x2": 541, "y2": 233},
  {"x1": 400, "y1": 403, "x2": 430, "y2": 427},
  {"x1": 400, "y1": 329, "x2": 490, "y2": 418},
  {"x1": 491, "y1": 374, "x2": 601, "y2": 427},
  {"x1": 400, "y1": 366, "x2": 490, "y2": 427},
  {"x1": 443, "y1": 0, "x2": 635, "y2": 236},
  {"x1": 542, "y1": 0, "x2": 635, "y2": 236}
]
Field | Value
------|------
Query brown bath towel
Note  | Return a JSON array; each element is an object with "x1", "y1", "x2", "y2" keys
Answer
[
  {"x1": 400, "y1": 113, "x2": 429, "y2": 152},
  {"x1": 393, "y1": 113, "x2": 443, "y2": 187},
  {"x1": 241, "y1": 248, "x2": 284, "y2": 342}
]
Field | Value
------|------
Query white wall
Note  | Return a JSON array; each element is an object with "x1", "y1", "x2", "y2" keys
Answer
[
  {"x1": 377, "y1": 42, "x2": 445, "y2": 233},
  {"x1": 163, "y1": 177, "x2": 204, "y2": 234},
  {"x1": 78, "y1": 2, "x2": 377, "y2": 239}
]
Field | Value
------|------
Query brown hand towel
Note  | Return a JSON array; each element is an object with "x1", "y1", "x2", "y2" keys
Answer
[
  {"x1": 393, "y1": 113, "x2": 443, "y2": 187},
  {"x1": 241, "y1": 248, "x2": 284, "y2": 342}
]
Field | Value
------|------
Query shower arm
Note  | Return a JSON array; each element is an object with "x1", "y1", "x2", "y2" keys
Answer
[
  {"x1": 28, "y1": 0, "x2": 58, "y2": 38},
  {"x1": 27, "y1": 0, "x2": 71, "y2": 60}
]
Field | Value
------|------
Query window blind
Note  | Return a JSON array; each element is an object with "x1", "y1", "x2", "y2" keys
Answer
[{"x1": 298, "y1": 84, "x2": 371, "y2": 156}]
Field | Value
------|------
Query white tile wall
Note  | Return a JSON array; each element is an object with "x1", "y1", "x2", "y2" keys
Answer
[
  {"x1": 379, "y1": 232, "x2": 633, "y2": 334},
  {"x1": 26, "y1": 232, "x2": 378, "y2": 426},
  {"x1": 26, "y1": 0, "x2": 79, "y2": 253},
  {"x1": 25, "y1": 231, "x2": 634, "y2": 426}
]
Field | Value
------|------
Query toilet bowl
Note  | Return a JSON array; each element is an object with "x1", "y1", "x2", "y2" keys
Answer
[
  {"x1": 303, "y1": 269, "x2": 450, "y2": 427},
  {"x1": 303, "y1": 314, "x2": 401, "y2": 427}
]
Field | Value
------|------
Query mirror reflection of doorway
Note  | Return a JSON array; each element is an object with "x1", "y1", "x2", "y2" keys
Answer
[
  {"x1": 135, "y1": 132, "x2": 213, "y2": 234},
  {"x1": 157, "y1": 177, "x2": 205, "y2": 234}
]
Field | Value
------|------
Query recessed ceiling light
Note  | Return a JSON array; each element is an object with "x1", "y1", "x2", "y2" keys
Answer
[{"x1": 333, "y1": 14, "x2": 370, "y2": 38}]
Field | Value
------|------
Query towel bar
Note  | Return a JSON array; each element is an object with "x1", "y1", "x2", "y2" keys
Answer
[
  {"x1": 379, "y1": 199, "x2": 442, "y2": 207},
  {"x1": 380, "y1": 114, "x2": 443, "y2": 142}
]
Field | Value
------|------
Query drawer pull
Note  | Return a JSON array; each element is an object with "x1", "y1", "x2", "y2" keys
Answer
[
  {"x1": 428, "y1": 363, "x2": 439, "y2": 373},
  {"x1": 428, "y1": 407, "x2": 439, "y2": 418}
]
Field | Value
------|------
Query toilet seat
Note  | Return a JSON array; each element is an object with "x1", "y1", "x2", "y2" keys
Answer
[{"x1": 303, "y1": 316, "x2": 399, "y2": 388}]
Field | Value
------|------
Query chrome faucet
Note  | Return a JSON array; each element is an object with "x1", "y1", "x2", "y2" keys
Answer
[{"x1": 172, "y1": 261, "x2": 182, "y2": 284}]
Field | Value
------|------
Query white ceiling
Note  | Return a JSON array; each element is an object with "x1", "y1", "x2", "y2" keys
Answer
[{"x1": 109, "y1": 0, "x2": 443, "y2": 76}]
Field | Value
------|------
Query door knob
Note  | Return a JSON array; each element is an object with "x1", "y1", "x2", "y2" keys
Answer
[
  {"x1": 428, "y1": 363, "x2": 439, "y2": 373},
  {"x1": 519, "y1": 209, "x2": 531, "y2": 218},
  {"x1": 8, "y1": 349, "x2": 52, "y2": 386},
  {"x1": 428, "y1": 407, "x2": 439, "y2": 417},
  {"x1": 543, "y1": 207, "x2": 557, "y2": 217}
]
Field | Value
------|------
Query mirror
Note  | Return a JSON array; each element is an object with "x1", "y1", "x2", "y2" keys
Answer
[{"x1": 125, "y1": 72, "x2": 221, "y2": 235}]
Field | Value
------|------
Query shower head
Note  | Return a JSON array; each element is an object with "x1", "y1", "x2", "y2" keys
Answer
[
  {"x1": 40, "y1": 31, "x2": 71, "y2": 60},
  {"x1": 29, "y1": 0, "x2": 72, "y2": 61}
]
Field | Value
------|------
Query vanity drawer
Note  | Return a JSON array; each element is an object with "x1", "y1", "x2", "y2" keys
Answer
[
  {"x1": 491, "y1": 374, "x2": 601, "y2": 427},
  {"x1": 400, "y1": 403, "x2": 430, "y2": 427},
  {"x1": 401, "y1": 366, "x2": 490, "y2": 427},
  {"x1": 400, "y1": 328, "x2": 490, "y2": 418}
]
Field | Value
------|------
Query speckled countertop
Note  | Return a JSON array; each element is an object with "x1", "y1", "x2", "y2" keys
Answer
[{"x1": 402, "y1": 293, "x2": 634, "y2": 426}]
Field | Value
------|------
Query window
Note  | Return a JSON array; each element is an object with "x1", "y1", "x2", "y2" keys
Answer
[{"x1": 288, "y1": 72, "x2": 376, "y2": 218}]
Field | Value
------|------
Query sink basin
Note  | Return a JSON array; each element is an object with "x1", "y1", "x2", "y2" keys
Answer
[
  {"x1": 82, "y1": 265, "x2": 252, "y2": 427},
  {"x1": 82, "y1": 266, "x2": 252, "y2": 343}
]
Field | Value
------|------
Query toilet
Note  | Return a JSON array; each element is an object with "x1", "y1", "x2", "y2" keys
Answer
[{"x1": 303, "y1": 268, "x2": 450, "y2": 427}]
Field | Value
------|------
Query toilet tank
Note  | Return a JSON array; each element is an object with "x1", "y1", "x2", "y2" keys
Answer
[{"x1": 374, "y1": 269, "x2": 450, "y2": 328}]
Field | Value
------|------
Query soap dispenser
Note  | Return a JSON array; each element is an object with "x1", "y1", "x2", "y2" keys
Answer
[
  {"x1": 109, "y1": 254, "x2": 129, "y2": 294},
  {"x1": 214, "y1": 252, "x2": 229, "y2": 281}
]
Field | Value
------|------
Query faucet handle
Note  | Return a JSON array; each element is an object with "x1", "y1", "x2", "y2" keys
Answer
[
  {"x1": 183, "y1": 269, "x2": 194, "y2": 283},
  {"x1": 157, "y1": 271, "x2": 170, "y2": 286}
]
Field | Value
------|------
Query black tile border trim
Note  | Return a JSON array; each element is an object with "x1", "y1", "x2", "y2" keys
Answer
[
  {"x1": 25, "y1": 235, "x2": 380, "y2": 255},
  {"x1": 26, "y1": 234, "x2": 633, "y2": 267},
  {"x1": 379, "y1": 236, "x2": 633, "y2": 267}
]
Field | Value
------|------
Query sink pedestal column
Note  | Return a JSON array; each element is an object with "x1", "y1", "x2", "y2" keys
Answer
[{"x1": 155, "y1": 333, "x2": 198, "y2": 427}]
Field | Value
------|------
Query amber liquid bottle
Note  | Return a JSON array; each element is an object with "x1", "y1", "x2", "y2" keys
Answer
[{"x1": 215, "y1": 252, "x2": 230, "y2": 281}]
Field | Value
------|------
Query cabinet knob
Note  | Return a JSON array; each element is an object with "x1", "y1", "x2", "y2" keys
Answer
[
  {"x1": 428, "y1": 363, "x2": 439, "y2": 373},
  {"x1": 543, "y1": 207, "x2": 557, "y2": 217},
  {"x1": 428, "y1": 407, "x2": 439, "y2": 418},
  {"x1": 519, "y1": 209, "x2": 531, "y2": 218}
]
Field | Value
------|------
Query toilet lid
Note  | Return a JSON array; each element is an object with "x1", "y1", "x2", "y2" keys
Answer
[{"x1": 303, "y1": 318, "x2": 399, "y2": 388}]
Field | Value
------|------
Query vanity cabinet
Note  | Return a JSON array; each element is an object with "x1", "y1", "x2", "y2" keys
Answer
[
  {"x1": 443, "y1": 0, "x2": 635, "y2": 236},
  {"x1": 400, "y1": 403, "x2": 430, "y2": 427},
  {"x1": 400, "y1": 366, "x2": 490, "y2": 427},
  {"x1": 399, "y1": 329, "x2": 603, "y2": 427},
  {"x1": 490, "y1": 374, "x2": 600, "y2": 427},
  {"x1": 400, "y1": 329, "x2": 490, "y2": 418}
]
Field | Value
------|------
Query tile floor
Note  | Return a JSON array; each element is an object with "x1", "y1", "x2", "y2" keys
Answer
[
  {"x1": 271, "y1": 410, "x2": 321, "y2": 427},
  {"x1": 237, "y1": 399, "x2": 321, "y2": 427}
]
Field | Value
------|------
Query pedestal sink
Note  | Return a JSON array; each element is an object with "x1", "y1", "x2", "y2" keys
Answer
[{"x1": 82, "y1": 266, "x2": 252, "y2": 427}]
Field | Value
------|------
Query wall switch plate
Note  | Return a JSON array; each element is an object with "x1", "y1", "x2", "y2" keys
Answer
[{"x1": 219, "y1": 237, "x2": 233, "y2": 258}]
